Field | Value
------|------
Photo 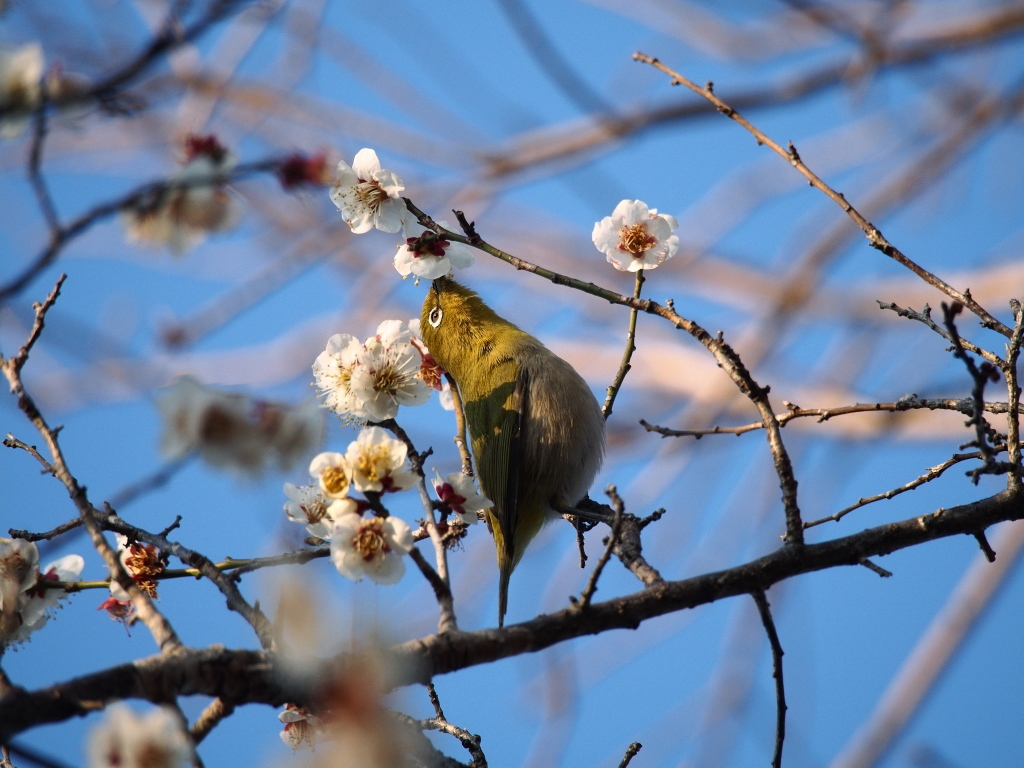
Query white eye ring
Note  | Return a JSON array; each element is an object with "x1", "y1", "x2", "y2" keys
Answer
[{"x1": 428, "y1": 307, "x2": 443, "y2": 328}]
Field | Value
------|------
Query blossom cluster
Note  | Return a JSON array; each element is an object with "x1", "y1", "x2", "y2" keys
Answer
[
  {"x1": 284, "y1": 427, "x2": 416, "y2": 584},
  {"x1": 0, "y1": 537, "x2": 83, "y2": 649},
  {"x1": 327, "y1": 149, "x2": 474, "y2": 280},
  {"x1": 0, "y1": 42, "x2": 90, "y2": 139},
  {"x1": 156, "y1": 376, "x2": 323, "y2": 475},
  {"x1": 313, "y1": 318, "x2": 445, "y2": 423},
  {"x1": 121, "y1": 134, "x2": 241, "y2": 254}
]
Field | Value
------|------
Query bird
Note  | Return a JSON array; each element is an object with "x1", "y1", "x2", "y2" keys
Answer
[{"x1": 421, "y1": 277, "x2": 605, "y2": 626}]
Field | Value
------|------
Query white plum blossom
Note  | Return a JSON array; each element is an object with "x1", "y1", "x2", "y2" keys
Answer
[
  {"x1": 121, "y1": 134, "x2": 241, "y2": 254},
  {"x1": 330, "y1": 513, "x2": 413, "y2": 584},
  {"x1": 345, "y1": 427, "x2": 415, "y2": 493},
  {"x1": 13, "y1": 554, "x2": 85, "y2": 644},
  {"x1": 592, "y1": 199, "x2": 680, "y2": 272},
  {"x1": 394, "y1": 220, "x2": 474, "y2": 280},
  {"x1": 312, "y1": 333, "x2": 364, "y2": 416},
  {"x1": 284, "y1": 481, "x2": 335, "y2": 539},
  {"x1": 350, "y1": 321, "x2": 431, "y2": 421},
  {"x1": 279, "y1": 704, "x2": 325, "y2": 751},
  {"x1": 329, "y1": 148, "x2": 406, "y2": 234},
  {"x1": 156, "y1": 376, "x2": 323, "y2": 475},
  {"x1": 109, "y1": 534, "x2": 163, "y2": 601},
  {"x1": 87, "y1": 704, "x2": 191, "y2": 768},
  {"x1": 308, "y1": 451, "x2": 353, "y2": 500},
  {"x1": 314, "y1": 320, "x2": 432, "y2": 422},
  {"x1": 0, "y1": 537, "x2": 38, "y2": 644},
  {"x1": 432, "y1": 471, "x2": 492, "y2": 525},
  {"x1": 0, "y1": 43, "x2": 43, "y2": 139}
]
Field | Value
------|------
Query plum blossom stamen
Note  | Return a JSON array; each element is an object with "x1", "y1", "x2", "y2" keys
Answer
[
  {"x1": 618, "y1": 223, "x2": 656, "y2": 256},
  {"x1": 353, "y1": 518, "x2": 391, "y2": 562}
]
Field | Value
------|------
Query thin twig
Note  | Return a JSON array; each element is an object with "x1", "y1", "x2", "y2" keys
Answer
[
  {"x1": 641, "y1": 395, "x2": 1021, "y2": 439},
  {"x1": 804, "y1": 450, "x2": 987, "y2": 528},
  {"x1": 878, "y1": 301, "x2": 1004, "y2": 367},
  {"x1": 575, "y1": 486, "x2": 625, "y2": 610},
  {"x1": 603, "y1": 269, "x2": 644, "y2": 419},
  {"x1": 633, "y1": 51, "x2": 1013, "y2": 339},
  {"x1": 8, "y1": 516, "x2": 82, "y2": 542},
  {"x1": 617, "y1": 742, "x2": 643, "y2": 768},
  {"x1": 1004, "y1": 298, "x2": 1024, "y2": 492},
  {"x1": 3, "y1": 433, "x2": 56, "y2": 475},
  {"x1": 409, "y1": 548, "x2": 458, "y2": 633},
  {"x1": 445, "y1": 373, "x2": 474, "y2": 477},
  {"x1": 859, "y1": 559, "x2": 893, "y2": 578},
  {"x1": 419, "y1": 683, "x2": 488, "y2": 767},
  {"x1": 752, "y1": 590, "x2": 787, "y2": 768}
]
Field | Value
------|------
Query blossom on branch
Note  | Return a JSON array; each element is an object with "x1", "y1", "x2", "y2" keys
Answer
[
  {"x1": 345, "y1": 427, "x2": 415, "y2": 493},
  {"x1": 313, "y1": 321, "x2": 431, "y2": 422},
  {"x1": 13, "y1": 554, "x2": 85, "y2": 645},
  {"x1": 309, "y1": 451, "x2": 354, "y2": 500},
  {"x1": 87, "y1": 704, "x2": 191, "y2": 768},
  {"x1": 284, "y1": 481, "x2": 335, "y2": 539},
  {"x1": 592, "y1": 199, "x2": 679, "y2": 271},
  {"x1": 432, "y1": 470, "x2": 492, "y2": 525},
  {"x1": 394, "y1": 220, "x2": 474, "y2": 280},
  {"x1": 0, "y1": 539, "x2": 78, "y2": 647},
  {"x1": 0, "y1": 43, "x2": 43, "y2": 139},
  {"x1": 121, "y1": 133, "x2": 241, "y2": 254},
  {"x1": 329, "y1": 148, "x2": 406, "y2": 233},
  {"x1": 330, "y1": 512, "x2": 413, "y2": 584},
  {"x1": 279, "y1": 704, "x2": 325, "y2": 750},
  {"x1": 110, "y1": 534, "x2": 164, "y2": 600}
]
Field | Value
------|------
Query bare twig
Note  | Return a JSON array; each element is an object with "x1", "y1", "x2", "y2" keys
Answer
[
  {"x1": 603, "y1": 269, "x2": 644, "y2": 419},
  {"x1": 617, "y1": 742, "x2": 643, "y2": 768},
  {"x1": 633, "y1": 51, "x2": 1014, "y2": 338},
  {"x1": 804, "y1": 450, "x2": 988, "y2": 528},
  {"x1": 641, "y1": 395, "x2": 1021, "y2": 439},
  {"x1": 878, "y1": 301, "x2": 1004, "y2": 367},
  {"x1": 8, "y1": 517, "x2": 82, "y2": 542},
  {"x1": 858, "y1": 559, "x2": 893, "y2": 578},
  {"x1": 1004, "y1": 298, "x2": 1024, "y2": 491},
  {"x1": 409, "y1": 548, "x2": 458, "y2": 633},
  {"x1": 752, "y1": 590, "x2": 787, "y2": 768},
  {"x1": 3, "y1": 434, "x2": 56, "y2": 475},
  {"x1": 445, "y1": 373, "x2": 474, "y2": 477},
  {"x1": 574, "y1": 486, "x2": 625, "y2": 610},
  {"x1": 420, "y1": 683, "x2": 487, "y2": 768}
]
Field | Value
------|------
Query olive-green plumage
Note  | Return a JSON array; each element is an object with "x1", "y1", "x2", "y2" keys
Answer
[{"x1": 422, "y1": 278, "x2": 605, "y2": 627}]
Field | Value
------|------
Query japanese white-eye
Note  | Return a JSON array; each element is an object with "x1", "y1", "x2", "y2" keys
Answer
[{"x1": 421, "y1": 277, "x2": 605, "y2": 627}]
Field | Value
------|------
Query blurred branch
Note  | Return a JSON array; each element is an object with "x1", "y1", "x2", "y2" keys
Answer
[
  {"x1": 633, "y1": 52, "x2": 1018, "y2": 339},
  {"x1": 831, "y1": 519, "x2": 1024, "y2": 768},
  {"x1": 0, "y1": 158, "x2": 285, "y2": 305}
]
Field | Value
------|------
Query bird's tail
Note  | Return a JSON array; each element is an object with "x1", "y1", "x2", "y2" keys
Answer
[{"x1": 497, "y1": 562, "x2": 512, "y2": 628}]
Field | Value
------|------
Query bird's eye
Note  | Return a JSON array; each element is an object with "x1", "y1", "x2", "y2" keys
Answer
[{"x1": 428, "y1": 307, "x2": 443, "y2": 328}]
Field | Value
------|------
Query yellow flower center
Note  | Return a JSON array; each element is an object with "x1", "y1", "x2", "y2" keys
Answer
[
  {"x1": 352, "y1": 518, "x2": 390, "y2": 561},
  {"x1": 355, "y1": 446, "x2": 393, "y2": 483},
  {"x1": 618, "y1": 223, "x2": 656, "y2": 256},
  {"x1": 320, "y1": 466, "x2": 350, "y2": 496},
  {"x1": 354, "y1": 180, "x2": 389, "y2": 212}
]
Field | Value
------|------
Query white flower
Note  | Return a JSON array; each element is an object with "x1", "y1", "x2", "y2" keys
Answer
[
  {"x1": 345, "y1": 427, "x2": 415, "y2": 493},
  {"x1": 313, "y1": 333, "x2": 364, "y2": 417},
  {"x1": 432, "y1": 471, "x2": 492, "y2": 525},
  {"x1": 87, "y1": 704, "x2": 191, "y2": 768},
  {"x1": 394, "y1": 220, "x2": 474, "y2": 280},
  {"x1": 330, "y1": 513, "x2": 413, "y2": 584},
  {"x1": 0, "y1": 537, "x2": 39, "y2": 644},
  {"x1": 121, "y1": 134, "x2": 241, "y2": 254},
  {"x1": 284, "y1": 481, "x2": 335, "y2": 539},
  {"x1": 109, "y1": 534, "x2": 162, "y2": 600},
  {"x1": 329, "y1": 148, "x2": 406, "y2": 234},
  {"x1": 350, "y1": 322, "x2": 431, "y2": 421},
  {"x1": 308, "y1": 452, "x2": 353, "y2": 500},
  {"x1": 279, "y1": 704, "x2": 324, "y2": 751},
  {"x1": 0, "y1": 43, "x2": 43, "y2": 139},
  {"x1": 592, "y1": 199, "x2": 680, "y2": 272},
  {"x1": 14, "y1": 554, "x2": 84, "y2": 643}
]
